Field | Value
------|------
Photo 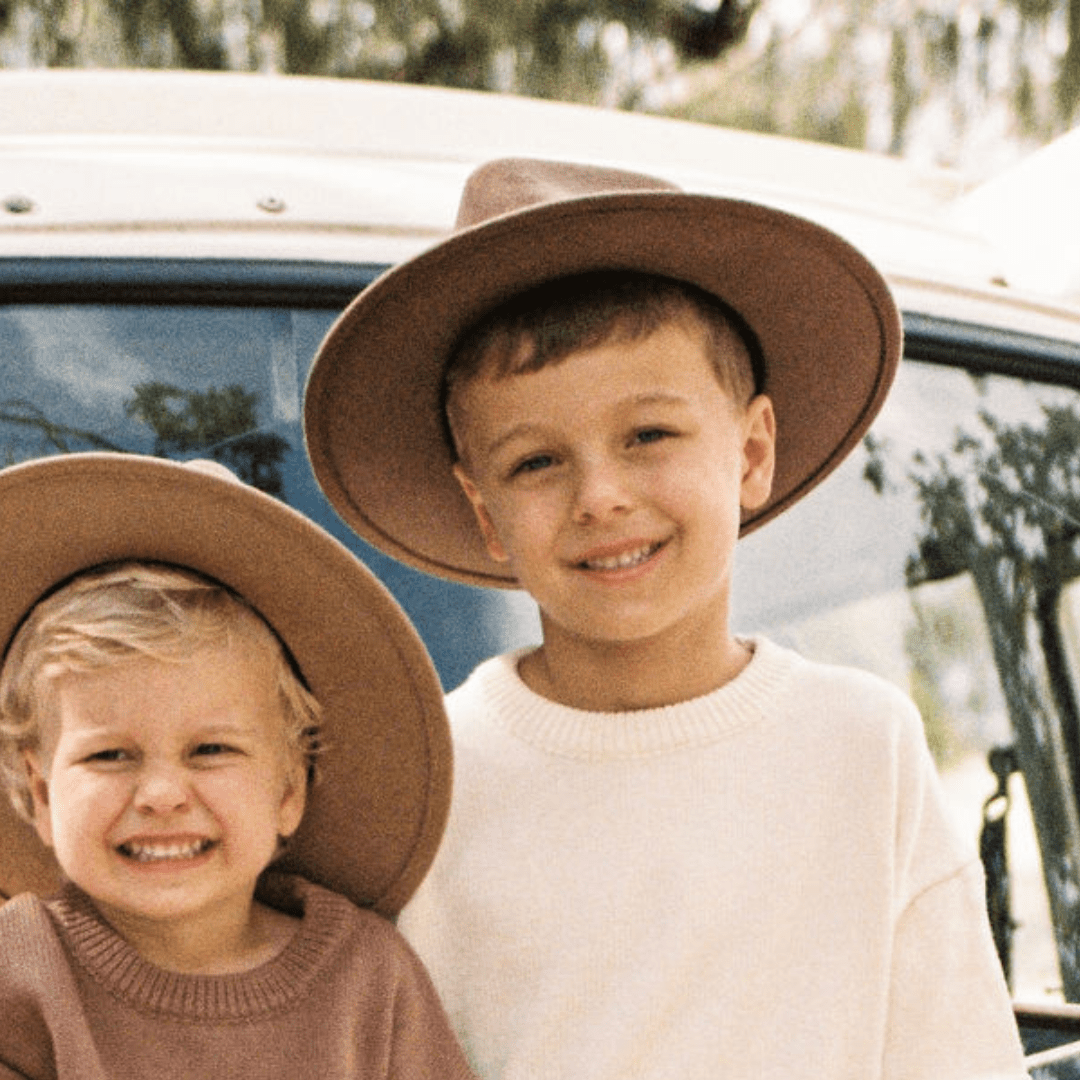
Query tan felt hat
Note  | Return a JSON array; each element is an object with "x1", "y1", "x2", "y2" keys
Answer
[
  {"x1": 0, "y1": 452, "x2": 451, "y2": 918},
  {"x1": 305, "y1": 156, "x2": 902, "y2": 589}
]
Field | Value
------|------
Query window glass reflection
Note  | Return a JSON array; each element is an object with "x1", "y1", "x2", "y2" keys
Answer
[
  {"x1": 0, "y1": 304, "x2": 324, "y2": 496},
  {"x1": 736, "y1": 359, "x2": 1080, "y2": 1004},
  {"x1": 0, "y1": 302, "x2": 540, "y2": 692}
]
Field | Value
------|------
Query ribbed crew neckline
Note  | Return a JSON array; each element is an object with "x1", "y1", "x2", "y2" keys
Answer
[
  {"x1": 46, "y1": 875, "x2": 350, "y2": 1020},
  {"x1": 475, "y1": 635, "x2": 797, "y2": 761}
]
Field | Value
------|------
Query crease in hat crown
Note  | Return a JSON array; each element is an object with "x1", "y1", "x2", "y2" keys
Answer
[
  {"x1": 304, "y1": 155, "x2": 902, "y2": 589},
  {"x1": 455, "y1": 158, "x2": 681, "y2": 227}
]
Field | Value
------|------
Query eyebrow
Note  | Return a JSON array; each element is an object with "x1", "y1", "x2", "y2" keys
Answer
[
  {"x1": 481, "y1": 422, "x2": 549, "y2": 460},
  {"x1": 482, "y1": 391, "x2": 693, "y2": 458},
  {"x1": 191, "y1": 720, "x2": 266, "y2": 741}
]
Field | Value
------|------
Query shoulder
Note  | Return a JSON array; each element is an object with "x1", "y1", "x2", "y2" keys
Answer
[
  {"x1": 445, "y1": 649, "x2": 524, "y2": 711},
  {"x1": 756, "y1": 636, "x2": 922, "y2": 730},
  {"x1": 0, "y1": 893, "x2": 76, "y2": 1075},
  {"x1": 749, "y1": 638, "x2": 935, "y2": 788},
  {"x1": 287, "y1": 876, "x2": 432, "y2": 978},
  {"x1": 0, "y1": 890, "x2": 48, "y2": 926},
  {"x1": 752, "y1": 642, "x2": 973, "y2": 879},
  {"x1": 0, "y1": 891, "x2": 62, "y2": 960},
  {"x1": 0, "y1": 892, "x2": 64, "y2": 991},
  {"x1": 293, "y1": 879, "x2": 471, "y2": 1047},
  {"x1": 443, "y1": 648, "x2": 538, "y2": 753}
]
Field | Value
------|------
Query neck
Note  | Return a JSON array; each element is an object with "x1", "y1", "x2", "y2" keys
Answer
[
  {"x1": 521, "y1": 614, "x2": 752, "y2": 711},
  {"x1": 97, "y1": 896, "x2": 298, "y2": 975}
]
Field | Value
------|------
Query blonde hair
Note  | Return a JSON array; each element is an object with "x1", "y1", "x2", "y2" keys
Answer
[{"x1": 0, "y1": 562, "x2": 321, "y2": 822}]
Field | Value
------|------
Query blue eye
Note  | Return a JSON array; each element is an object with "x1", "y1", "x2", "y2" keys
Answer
[
  {"x1": 634, "y1": 428, "x2": 671, "y2": 445},
  {"x1": 512, "y1": 454, "x2": 554, "y2": 476},
  {"x1": 87, "y1": 748, "x2": 129, "y2": 764},
  {"x1": 194, "y1": 743, "x2": 235, "y2": 757}
]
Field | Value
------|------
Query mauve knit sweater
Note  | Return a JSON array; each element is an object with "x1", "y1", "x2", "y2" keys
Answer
[{"x1": 0, "y1": 874, "x2": 476, "y2": 1079}]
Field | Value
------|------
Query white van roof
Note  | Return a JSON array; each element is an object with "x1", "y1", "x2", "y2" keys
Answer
[{"x1": 2, "y1": 68, "x2": 1078, "y2": 342}]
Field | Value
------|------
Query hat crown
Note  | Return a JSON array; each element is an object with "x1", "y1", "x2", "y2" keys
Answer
[{"x1": 454, "y1": 157, "x2": 681, "y2": 230}]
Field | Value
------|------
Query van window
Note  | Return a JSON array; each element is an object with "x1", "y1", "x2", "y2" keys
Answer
[
  {"x1": 735, "y1": 357, "x2": 1080, "y2": 1003},
  {"x1": 0, "y1": 297, "x2": 541, "y2": 689}
]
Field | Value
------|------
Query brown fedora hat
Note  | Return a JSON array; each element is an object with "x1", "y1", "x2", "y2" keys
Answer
[
  {"x1": 0, "y1": 452, "x2": 450, "y2": 918},
  {"x1": 305, "y1": 157, "x2": 902, "y2": 588}
]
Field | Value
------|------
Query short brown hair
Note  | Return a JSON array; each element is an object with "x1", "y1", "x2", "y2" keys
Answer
[{"x1": 441, "y1": 270, "x2": 764, "y2": 458}]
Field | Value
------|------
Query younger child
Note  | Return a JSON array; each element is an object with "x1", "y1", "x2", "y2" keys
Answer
[
  {"x1": 304, "y1": 159, "x2": 1029, "y2": 1078},
  {"x1": 0, "y1": 452, "x2": 474, "y2": 1080}
]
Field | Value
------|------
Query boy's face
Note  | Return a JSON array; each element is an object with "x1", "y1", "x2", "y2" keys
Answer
[
  {"x1": 452, "y1": 318, "x2": 775, "y2": 652},
  {"x1": 23, "y1": 639, "x2": 305, "y2": 955}
]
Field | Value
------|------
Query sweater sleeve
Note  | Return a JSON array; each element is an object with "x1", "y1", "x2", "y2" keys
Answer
[
  {"x1": 383, "y1": 938, "x2": 478, "y2": 1080},
  {"x1": 0, "y1": 894, "x2": 107, "y2": 1080},
  {"x1": 883, "y1": 861, "x2": 1028, "y2": 1079},
  {"x1": 877, "y1": 689, "x2": 1028, "y2": 1079}
]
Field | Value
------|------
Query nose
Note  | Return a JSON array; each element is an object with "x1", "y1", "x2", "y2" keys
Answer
[
  {"x1": 133, "y1": 760, "x2": 191, "y2": 815},
  {"x1": 572, "y1": 455, "x2": 633, "y2": 524}
]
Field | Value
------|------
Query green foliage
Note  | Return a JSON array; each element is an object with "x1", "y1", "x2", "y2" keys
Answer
[
  {"x1": 1, "y1": 1, "x2": 1077, "y2": 164},
  {"x1": 907, "y1": 660, "x2": 957, "y2": 764},
  {"x1": 0, "y1": 0, "x2": 753, "y2": 106},
  {"x1": 124, "y1": 382, "x2": 288, "y2": 495},
  {"x1": 125, "y1": 382, "x2": 258, "y2": 455},
  {"x1": 904, "y1": 591, "x2": 998, "y2": 765},
  {"x1": 669, "y1": 0, "x2": 1080, "y2": 161}
]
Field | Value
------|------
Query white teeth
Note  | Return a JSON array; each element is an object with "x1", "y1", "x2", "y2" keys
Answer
[
  {"x1": 119, "y1": 839, "x2": 213, "y2": 862},
  {"x1": 583, "y1": 543, "x2": 659, "y2": 571}
]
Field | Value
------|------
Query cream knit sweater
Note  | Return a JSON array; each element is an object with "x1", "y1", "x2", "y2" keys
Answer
[{"x1": 399, "y1": 637, "x2": 1027, "y2": 1080}]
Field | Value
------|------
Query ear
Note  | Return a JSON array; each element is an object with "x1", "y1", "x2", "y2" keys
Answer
[
  {"x1": 740, "y1": 394, "x2": 776, "y2": 512},
  {"x1": 22, "y1": 751, "x2": 55, "y2": 849},
  {"x1": 276, "y1": 756, "x2": 307, "y2": 841},
  {"x1": 452, "y1": 463, "x2": 511, "y2": 564}
]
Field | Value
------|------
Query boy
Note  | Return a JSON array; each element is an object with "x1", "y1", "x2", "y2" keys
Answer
[
  {"x1": 0, "y1": 452, "x2": 475, "y2": 1080},
  {"x1": 304, "y1": 159, "x2": 1028, "y2": 1077}
]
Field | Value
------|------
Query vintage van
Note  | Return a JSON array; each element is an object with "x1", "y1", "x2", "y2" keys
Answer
[{"x1": 3, "y1": 67, "x2": 1080, "y2": 1075}]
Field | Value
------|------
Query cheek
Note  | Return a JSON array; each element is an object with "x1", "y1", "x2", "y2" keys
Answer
[
  {"x1": 661, "y1": 464, "x2": 742, "y2": 545},
  {"x1": 43, "y1": 775, "x2": 124, "y2": 852},
  {"x1": 646, "y1": 465, "x2": 707, "y2": 517},
  {"x1": 197, "y1": 769, "x2": 257, "y2": 808},
  {"x1": 487, "y1": 493, "x2": 561, "y2": 561},
  {"x1": 274, "y1": 752, "x2": 308, "y2": 836},
  {"x1": 207, "y1": 764, "x2": 299, "y2": 828}
]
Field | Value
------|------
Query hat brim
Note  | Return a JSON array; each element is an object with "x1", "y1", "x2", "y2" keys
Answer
[
  {"x1": 305, "y1": 190, "x2": 902, "y2": 588},
  {"x1": 0, "y1": 453, "x2": 451, "y2": 918}
]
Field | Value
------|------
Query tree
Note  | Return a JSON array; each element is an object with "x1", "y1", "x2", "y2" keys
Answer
[
  {"x1": 2, "y1": 382, "x2": 289, "y2": 493},
  {"x1": 0, "y1": 398, "x2": 123, "y2": 460},
  {"x1": 125, "y1": 382, "x2": 289, "y2": 494},
  {"x1": 667, "y1": 0, "x2": 1080, "y2": 166},
  {"x1": 2, "y1": 2, "x2": 1077, "y2": 179},
  {"x1": 0, "y1": 0, "x2": 749, "y2": 101}
]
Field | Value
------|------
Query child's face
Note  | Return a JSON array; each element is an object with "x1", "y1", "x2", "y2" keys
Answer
[
  {"x1": 23, "y1": 639, "x2": 306, "y2": 954},
  {"x1": 452, "y1": 318, "x2": 776, "y2": 651}
]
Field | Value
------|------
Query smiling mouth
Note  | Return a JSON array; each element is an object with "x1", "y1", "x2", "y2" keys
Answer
[
  {"x1": 578, "y1": 540, "x2": 665, "y2": 571},
  {"x1": 117, "y1": 839, "x2": 216, "y2": 863}
]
